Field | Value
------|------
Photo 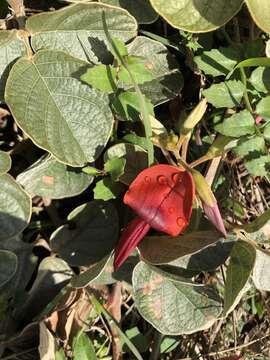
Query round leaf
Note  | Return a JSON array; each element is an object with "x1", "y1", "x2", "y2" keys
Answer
[
  {"x1": 26, "y1": 3, "x2": 138, "y2": 63},
  {"x1": 0, "y1": 150, "x2": 11, "y2": 175},
  {"x1": 246, "y1": 0, "x2": 270, "y2": 34},
  {"x1": 0, "y1": 250, "x2": 17, "y2": 287},
  {"x1": 17, "y1": 155, "x2": 93, "y2": 199},
  {"x1": 0, "y1": 174, "x2": 31, "y2": 240},
  {"x1": 51, "y1": 201, "x2": 119, "y2": 266},
  {"x1": 149, "y1": 0, "x2": 244, "y2": 33},
  {"x1": 133, "y1": 262, "x2": 222, "y2": 335},
  {"x1": 5, "y1": 50, "x2": 114, "y2": 167}
]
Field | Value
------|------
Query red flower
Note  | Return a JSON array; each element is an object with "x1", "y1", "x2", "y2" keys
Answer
[{"x1": 114, "y1": 164, "x2": 195, "y2": 270}]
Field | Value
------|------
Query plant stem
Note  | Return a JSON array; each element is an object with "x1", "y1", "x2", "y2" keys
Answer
[
  {"x1": 102, "y1": 12, "x2": 154, "y2": 167},
  {"x1": 239, "y1": 67, "x2": 253, "y2": 113}
]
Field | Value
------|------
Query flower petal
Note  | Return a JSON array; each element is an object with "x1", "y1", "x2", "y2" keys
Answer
[
  {"x1": 124, "y1": 165, "x2": 195, "y2": 236},
  {"x1": 202, "y1": 201, "x2": 227, "y2": 237},
  {"x1": 114, "y1": 217, "x2": 150, "y2": 270}
]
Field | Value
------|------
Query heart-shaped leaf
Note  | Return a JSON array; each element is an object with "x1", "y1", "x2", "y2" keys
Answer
[
  {"x1": 51, "y1": 201, "x2": 118, "y2": 266},
  {"x1": 139, "y1": 231, "x2": 222, "y2": 265},
  {"x1": 0, "y1": 250, "x2": 17, "y2": 288},
  {"x1": 0, "y1": 30, "x2": 26, "y2": 102},
  {"x1": 26, "y1": 3, "x2": 137, "y2": 63},
  {"x1": 17, "y1": 155, "x2": 93, "y2": 199},
  {"x1": 133, "y1": 262, "x2": 222, "y2": 335},
  {"x1": 0, "y1": 150, "x2": 11, "y2": 175},
  {"x1": 149, "y1": 0, "x2": 244, "y2": 32},
  {"x1": 5, "y1": 50, "x2": 114, "y2": 167},
  {"x1": 126, "y1": 36, "x2": 183, "y2": 105},
  {"x1": 223, "y1": 240, "x2": 256, "y2": 316},
  {"x1": 0, "y1": 174, "x2": 31, "y2": 241}
]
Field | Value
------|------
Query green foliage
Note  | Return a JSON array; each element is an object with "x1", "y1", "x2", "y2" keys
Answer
[{"x1": 203, "y1": 80, "x2": 245, "y2": 108}]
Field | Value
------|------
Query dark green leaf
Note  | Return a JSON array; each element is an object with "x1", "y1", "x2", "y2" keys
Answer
[
  {"x1": 0, "y1": 250, "x2": 17, "y2": 288},
  {"x1": 73, "y1": 331, "x2": 97, "y2": 360},
  {"x1": 104, "y1": 157, "x2": 126, "y2": 181},
  {"x1": 51, "y1": 201, "x2": 119, "y2": 266},
  {"x1": 223, "y1": 240, "x2": 256, "y2": 316}
]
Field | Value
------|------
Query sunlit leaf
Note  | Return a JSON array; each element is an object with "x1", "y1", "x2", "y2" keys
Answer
[
  {"x1": 149, "y1": 0, "x2": 244, "y2": 32},
  {"x1": 6, "y1": 50, "x2": 114, "y2": 167},
  {"x1": 133, "y1": 262, "x2": 222, "y2": 335},
  {"x1": 17, "y1": 155, "x2": 93, "y2": 199},
  {"x1": 203, "y1": 80, "x2": 245, "y2": 108}
]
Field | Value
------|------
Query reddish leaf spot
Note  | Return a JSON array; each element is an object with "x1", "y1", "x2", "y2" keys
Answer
[{"x1": 42, "y1": 175, "x2": 54, "y2": 186}]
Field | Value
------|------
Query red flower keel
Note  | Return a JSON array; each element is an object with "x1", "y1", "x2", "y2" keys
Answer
[{"x1": 114, "y1": 217, "x2": 150, "y2": 270}]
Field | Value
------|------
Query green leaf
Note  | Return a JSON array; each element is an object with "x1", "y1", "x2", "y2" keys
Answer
[
  {"x1": 51, "y1": 201, "x2": 119, "y2": 266},
  {"x1": 215, "y1": 110, "x2": 255, "y2": 137},
  {"x1": 103, "y1": 0, "x2": 158, "y2": 24},
  {"x1": 15, "y1": 257, "x2": 72, "y2": 322},
  {"x1": 0, "y1": 30, "x2": 26, "y2": 102},
  {"x1": 81, "y1": 64, "x2": 117, "y2": 93},
  {"x1": 17, "y1": 155, "x2": 93, "y2": 199},
  {"x1": 73, "y1": 331, "x2": 97, "y2": 360},
  {"x1": 91, "y1": 295, "x2": 144, "y2": 360},
  {"x1": 0, "y1": 237, "x2": 37, "y2": 296},
  {"x1": 0, "y1": 250, "x2": 17, "y2": 288},
  {"x1": 242, "y1": 208, "x2": 270, "y2": 233},
  {"x1": 253, "y1": 248, "x2": 270, "y2": 291},
  {"x1": 0, "y1": 174, "x2": 31, "y2": 241},
  {"x1": 104, "y1": 157, "x2": 126, "y2": 181},
  {"x1": 223, "y1": 240, "x2": 256, "y2": 316},
  {"x1": 26, "y1": 3, "x2": 138, "y2": 63},
  {"x1": 0, "y1": 150, "x2": 11, "y2": 175},
  {"x1": 160, "y1": 337, "x2": 179, "y2": 354},
  {"x1": 170, "y1": 235, "x2": 237, "y2": 272},
  {"x1": 194, "y1": 47, "x2": 239, "y2": 77},
  {"x1": 113, "y1": 91, "x2": 154, "y2": 121},
  {"x1": 139, "y1": 231, "x2": 222, "y2": 265},
  {"x1": 245, "y1": 155, "x2": 270, "y2": 176},
  {"x1": 245, "y1": 0, "x2": 270, "y2": 34},
  {"x1": 249, "y1": 67, "x2": 270, "y2": 93},
  {"x1": 5, "y1": 50, "x2": 114, "y2": 167},
  {"x1": 56, "y1": 349, "x2": 67, "y2": 360},
  {"x1": 123, "y1": 326, "x2": 148, "y2": 353},
  {"x1": 126, "y1": 36, "x2": 183, "y2": 105},
  {"x1": 203, "y1": 80, "x2": 245, "y2": 108},
  {"x1": 93, "y1": 177, "x2": 123, "y2": 200},
  {"x1": 71, "y1": 255, "x2": 111, "y2": 288},
  {"x1": 234, "y1": 136, "x2": 265, "y2": 157},
  {"x1": 149, "y1": 0, "x2": 244, "y2": 32},
  {"x1": 104, "y1": 143, "x2": 148, "y2": 185},
  {"x1": 256, "y1": 96, "x2": 270, "y2": 120},
  {"x1": 118, "y1": 56, "x2": 154, "y2": 85},
  {"x1": 133, "y1": 262, "x2": 222, "y2": 335},
  {"x1": 234, "y1": 57, "x2": 270, "y2": 70},
  {"x1": 264, "y1": 123, "x2": 270, "y2": 141},
  {"x1": 111, "y1": 37, "x2": 128, "y2": 59}
]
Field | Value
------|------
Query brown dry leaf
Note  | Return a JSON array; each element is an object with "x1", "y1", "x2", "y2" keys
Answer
[{"x1": 38, "y1": 321, "x2": 56, "y2": 360}]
